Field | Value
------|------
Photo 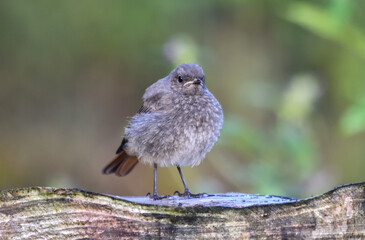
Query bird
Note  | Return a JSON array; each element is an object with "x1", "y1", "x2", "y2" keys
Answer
[{"x1": 102, "y1": 63, "x2": 223, "y2": 200}]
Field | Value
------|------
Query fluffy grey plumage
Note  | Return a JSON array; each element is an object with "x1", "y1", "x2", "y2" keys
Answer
[
  {"x1": 125, "y1": 63, "x2": 223, "y2": 167},
  {"x1": 103, "y1": 63, "x2": 223, "y2": 199}
]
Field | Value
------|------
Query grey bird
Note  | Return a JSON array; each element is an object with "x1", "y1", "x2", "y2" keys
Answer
[{"x1": 103, "y1": 63, "x2": 223, "y2": 199}]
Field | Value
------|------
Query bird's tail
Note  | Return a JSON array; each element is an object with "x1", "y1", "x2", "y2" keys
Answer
[{"x1": 102, "y1": 150, "x2": 138, "y2": 176}]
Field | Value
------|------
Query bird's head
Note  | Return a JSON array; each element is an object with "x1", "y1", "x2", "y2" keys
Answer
[{"x1": 169, "y1": 63, "x2": 206, "y2": 95}]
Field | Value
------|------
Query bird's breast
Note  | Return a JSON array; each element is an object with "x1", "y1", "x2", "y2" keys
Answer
[
  {"x1": 170, "y1": 94, "x2": 223, "y2": 142},
  {"x1": 125, "y1": 92, "x2": 223, "y2": 167}
]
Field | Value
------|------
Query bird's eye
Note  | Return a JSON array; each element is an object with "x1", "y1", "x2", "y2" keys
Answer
[{"x1": 178, "y1": 76, "x2": 183, "y2": 83}]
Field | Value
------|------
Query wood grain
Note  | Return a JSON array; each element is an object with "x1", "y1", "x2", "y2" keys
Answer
[{"x1": 0, "y1": 182, "x2": 364, "y2": 239}]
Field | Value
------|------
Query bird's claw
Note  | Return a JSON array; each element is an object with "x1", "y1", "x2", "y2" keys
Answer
[
  {"x1": 174, "y1": 190, "x2": 209, "y2": 198},
  {"x1": 146, "y1": 192, "x2": 168, "y2": 200}
]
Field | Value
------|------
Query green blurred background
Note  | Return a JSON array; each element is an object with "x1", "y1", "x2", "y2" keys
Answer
[{"x1": 1, "y1": 0, "x2": 364, "y2": 198}]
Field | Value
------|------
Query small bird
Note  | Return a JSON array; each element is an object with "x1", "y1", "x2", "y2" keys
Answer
[{"x1": 103, "y1": 63, "x2": 223, "y2": 199}]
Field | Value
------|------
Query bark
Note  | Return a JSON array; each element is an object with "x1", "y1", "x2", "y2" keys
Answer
[{"x1": 0, "y1": 182, "x2": 364, "y2": 239}]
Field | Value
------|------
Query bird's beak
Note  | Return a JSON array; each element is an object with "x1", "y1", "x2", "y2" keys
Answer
[{"x1": 184, "y1": 79, "x2": 203, "y2": 87}]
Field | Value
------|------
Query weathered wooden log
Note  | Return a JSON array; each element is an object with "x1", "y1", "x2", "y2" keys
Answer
[{"x1": 0, "y1": 182, "x2": 364, "y2": 239}]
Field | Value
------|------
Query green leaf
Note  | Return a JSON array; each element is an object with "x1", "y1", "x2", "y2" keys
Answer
[
  {"x1": 340, "y1": 96, "x2": 365, "y2": 135},
  {"x1": 284, "y1": 1, "x2": 365, "y2": 58}
]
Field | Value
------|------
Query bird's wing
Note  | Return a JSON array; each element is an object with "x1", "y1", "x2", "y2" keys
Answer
[
  {"x1": 137, "y1": 92, "x2": 165, "y2": 114},
  {"x1": 105, "y1": 77, "x2": 171, "y2": 176},
  {"x1": 116, "y1": 78, "x2": 170, "y2": 154},
  {"x1": 138, "y1": 77, "x2": 170, "y2": 114}
]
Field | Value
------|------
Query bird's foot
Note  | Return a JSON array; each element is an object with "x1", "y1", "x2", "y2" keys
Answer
[
  {"x1": 174, "y1": 190, "x2": 209, "y2": 198},
  {"x1": 146, "y1": 192, "x2": 168, "y2": 200}
]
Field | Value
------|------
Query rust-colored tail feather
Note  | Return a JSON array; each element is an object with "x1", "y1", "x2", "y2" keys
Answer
[{"x1": 102, "y1": 150, "x2": 138, "y2": 176}]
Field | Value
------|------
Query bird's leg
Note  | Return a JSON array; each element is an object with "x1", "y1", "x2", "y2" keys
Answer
[
  {"x1": 146, "y1": 163, "x2": 167, "y2": 200},
  {"x1": 174, "y1": 166, "x2": 208, "y2": 198}
]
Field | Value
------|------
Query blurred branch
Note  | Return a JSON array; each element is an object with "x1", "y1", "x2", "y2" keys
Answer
[{"x1": 1, "y1": 183, "x2": 364, "y2": 238}]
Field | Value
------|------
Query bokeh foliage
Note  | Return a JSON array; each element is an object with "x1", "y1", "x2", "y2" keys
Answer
[{"x1": 0, "y1": 0, "x2": 364, "y2": 198}]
